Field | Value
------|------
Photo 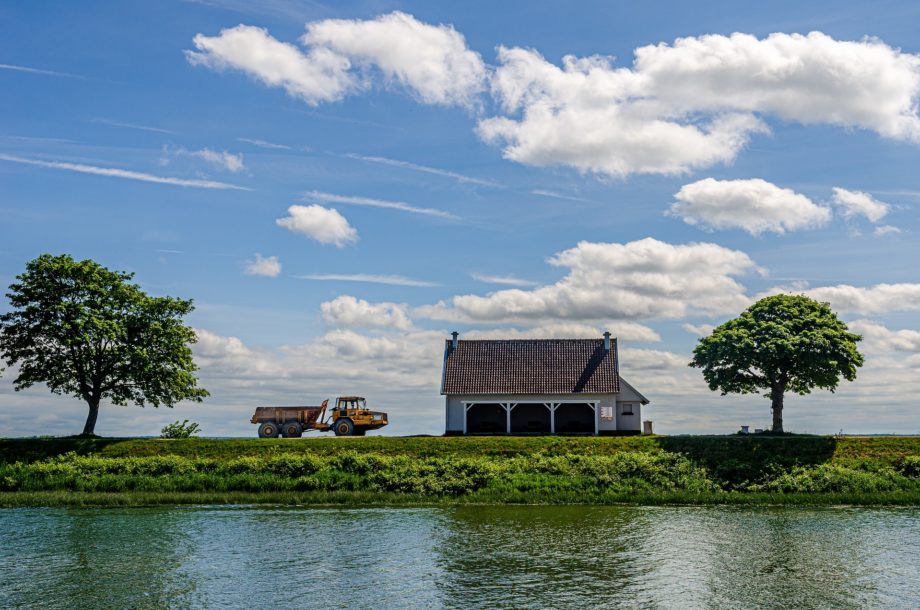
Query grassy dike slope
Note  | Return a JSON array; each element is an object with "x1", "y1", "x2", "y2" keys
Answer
[{"x1": 1, "y1": 436, "x2": 918, "y2": 507}]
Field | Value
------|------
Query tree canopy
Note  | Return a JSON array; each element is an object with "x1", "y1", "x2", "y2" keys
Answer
[
  {"x1": 689, "y1": 294, "x2": 863, "y2": 433},
  {"x1": 0, "y1": 254, "x2": 208, "y2": 436}
]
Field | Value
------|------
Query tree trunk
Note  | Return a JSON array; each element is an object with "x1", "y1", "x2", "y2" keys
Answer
[
  {"x1": 82, "y1": 398, "x2": 100, "y2": 436},
  {"x1": 771, "y1": 387, "x2": 784, "y2": 433}
]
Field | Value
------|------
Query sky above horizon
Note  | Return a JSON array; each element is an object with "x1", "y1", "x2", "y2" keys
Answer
[{"x1": 2, "y1": 0, "x2": 919, "y2": 437}]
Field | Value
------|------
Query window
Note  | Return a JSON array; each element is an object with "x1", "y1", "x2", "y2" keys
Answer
[
  {"x1": 600, "y1": 406, "x2": 614, "y2": 421},
  {"x1": 621, "y1": 403, "x2": 635, "y2": 415}
]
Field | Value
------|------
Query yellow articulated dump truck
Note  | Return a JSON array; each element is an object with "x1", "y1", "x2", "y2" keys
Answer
[{"x1": 250, "y1": 396, "x2": 388, "y2": 437}]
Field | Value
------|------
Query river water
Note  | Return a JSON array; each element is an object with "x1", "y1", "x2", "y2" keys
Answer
[{"x1": 1, "y1": 505, "x2": 917, "y2": 609}]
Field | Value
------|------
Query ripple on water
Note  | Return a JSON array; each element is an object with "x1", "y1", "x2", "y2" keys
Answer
[{"x1": 0, "y1": 505, "x2": 917, "y2": 609}]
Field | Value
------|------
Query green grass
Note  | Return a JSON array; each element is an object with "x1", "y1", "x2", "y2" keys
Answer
[
  {"x1": 2, "y1": 490, "x2": 918, "y2": 508},
  {"x1": 0, "y1": 436, "x2": 918, "y2": 507}
]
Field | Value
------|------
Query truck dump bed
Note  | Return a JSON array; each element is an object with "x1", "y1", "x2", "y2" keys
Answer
[{"x1": 250, "y1": 406, "x2": 324, "y2": 426}]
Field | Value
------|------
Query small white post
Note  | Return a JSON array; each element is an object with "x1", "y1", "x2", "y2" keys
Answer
[{"x1": 545, "y1": 403, "x2": 555, "y2": 434}]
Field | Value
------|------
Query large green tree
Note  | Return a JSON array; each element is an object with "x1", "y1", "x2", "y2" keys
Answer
[
  {"x1": 689, "y1": 294, "x2": 864, "y2": 433},
  {"x1": 0, "y1": 254, "x2": 208, "y2": 436}
]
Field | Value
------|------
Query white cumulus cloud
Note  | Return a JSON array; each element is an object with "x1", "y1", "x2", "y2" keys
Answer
[
  {"x1": 187, "y1": 12, "x2": 486, "y2": 108},
  {"x1": 464, "y1": 322, "x2": 661, "y2": 343},
  {"x1": 321, "y1": 296, "x2": 413, "y2": 330},
  {"x1": 244, "y1": 253, "x2": 281, "y2": 277},
  {"x1": 302, "y1": 11, "x2": 486, "y2": 107},
  {"x1": 766, "y1": 282, "x2": 920, "y2": 314},
  {"x1": 185, "y1": 148, "x2": 246, "y2": 172},
  {"x1": 874, "y1": 225, "x2": 902, "y2": 237},
  {"x1": 418, "y1": 237, "x2": 758, "y2": 323},
  {"x1": 847, "y1": 320, "x2": 920, "y2": 354},
  {"x1": 481, "y1": 32, "x2": 920, "y2": 176},
  {"x1": 191, "y1": 18, "x2": 920, "y2": 178},
  {"x1": 831, "y1": 187, "x2": 891, "y2": 223},
  {"x1": 682, "y1": 323, "x2": 715, "y2": 336},
  {"x1": 276, "y1": 204, "x2": 358, "y2": 247},
  {"x1": 186, "y1": 24, "x2": 355, "y2": 105},
  {"x1": 670, "y1": 178, "x2": 831, "y2": 235}
]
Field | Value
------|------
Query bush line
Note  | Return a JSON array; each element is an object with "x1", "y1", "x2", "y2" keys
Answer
[{"x1": 2, "y1": 450, "x2": 918, "y2": 506}]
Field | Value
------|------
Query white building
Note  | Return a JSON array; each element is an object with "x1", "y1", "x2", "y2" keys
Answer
[{"x1": 440, "y1": 332, "x2": 648, "y2": 435}]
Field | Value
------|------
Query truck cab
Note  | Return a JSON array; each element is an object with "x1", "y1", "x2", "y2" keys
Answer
[
  {"x1": 329, "y1": 396, "x2": 388, "y2": 436},
  {"x1": 334, "y1": 396, "x2": 368, "y2": 417}
]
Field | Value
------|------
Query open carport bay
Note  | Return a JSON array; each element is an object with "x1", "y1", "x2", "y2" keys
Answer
[{"x1": 464, "y1": 402, "x2": 597, "y2": 435}]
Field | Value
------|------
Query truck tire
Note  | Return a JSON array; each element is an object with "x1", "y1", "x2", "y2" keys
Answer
[
  {"x1": 281, "y1": 421, "x2": 302, "y2": 438},
  {"x1": 333, "y1": 419, "x2": 354, "y2": 436},
  {"x1": 258, "y1": 421, "x2": 280, "y2": 438}
]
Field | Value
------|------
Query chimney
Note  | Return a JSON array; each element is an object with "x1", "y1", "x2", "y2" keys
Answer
[
  {"x1": 451, "y1": 331, "x2": 459, "y2": 351},
  {"x1": 603, "y1": 331, "x2": 611, "y2": 352}
]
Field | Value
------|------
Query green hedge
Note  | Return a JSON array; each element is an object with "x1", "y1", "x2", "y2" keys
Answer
[{"x1": 3, "y1": 450, "x2": 918, "y2": 504}]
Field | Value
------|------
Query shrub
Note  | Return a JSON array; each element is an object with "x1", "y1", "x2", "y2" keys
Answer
[
  {"x1": 898, "y1": 456, "x2": 920, "y2": 478},
  {"x1": 160, "y1": 420, "x2": 201, "y2": 439},
  {"x1": 748, "y1": 463, "x2": 910, "y2": 494}
]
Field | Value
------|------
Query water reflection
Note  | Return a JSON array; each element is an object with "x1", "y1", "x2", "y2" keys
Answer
[
  {"x1": 174, "y1": 507, "x2": 447, "y2": 609},
  {"x1": 0, "y1": 507, "x2": 196, "y2": 609},
  {"x1": 435, "y1": 506, "x2": 920, "y2": 609},
  {"x1": 1, "y1": 506, "x2": 917, "y2": 609},
  {"x1": 436, "y1": 506, "x2": 648, "y2": 608}
]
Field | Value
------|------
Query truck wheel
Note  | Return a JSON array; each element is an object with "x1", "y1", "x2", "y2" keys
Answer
[
  {"x1": 258, "y1": 421, "x2": 280, "y2": 438},
  {"x1": 281, "y1": 421, "x2": 302, "y2": 438},
  {"x1": 333, "y1": 419, "x2": 354, "y2": 436}
]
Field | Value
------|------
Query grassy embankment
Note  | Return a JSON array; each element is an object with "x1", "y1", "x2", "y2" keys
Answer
[{"x1": 1, "y1": 435, "x2": 918, "y2": 507}]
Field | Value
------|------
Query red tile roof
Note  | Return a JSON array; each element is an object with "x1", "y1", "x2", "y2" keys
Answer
[{"x1": 440, "y1": 338, "x2": 619, "y2": 395}]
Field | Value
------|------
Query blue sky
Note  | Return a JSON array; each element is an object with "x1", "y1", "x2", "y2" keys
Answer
[{"x1": 2, "y1": 0, "x2": 919, "y2": 436}]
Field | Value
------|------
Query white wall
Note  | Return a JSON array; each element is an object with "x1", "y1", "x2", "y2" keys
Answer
[{"x1": 615, "y1": 401, "x2": 642, "y2": 432}]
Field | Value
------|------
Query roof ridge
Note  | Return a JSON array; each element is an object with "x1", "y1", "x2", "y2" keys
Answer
[{"x1": 444, "y1": 337, "x2": 614, "y2": 342}]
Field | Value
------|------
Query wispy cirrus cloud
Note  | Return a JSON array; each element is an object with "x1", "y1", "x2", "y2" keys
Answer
[
  {"x1": 295, "y1": 273, "x2": 438, "y2": 287},
  {"x1": 530, "y1": 189, "x2": 591, "y2": 202},
  {"x1": 0, "y1": 62, "x2": 80, "y2": 78},
  {"x1": 237, "y1": 137, "x2": 291, "y2": 149},
  {"x1": 304, "y1": 190, "x2": 458, "y2": 220},
  {"x1": 471, "y1": 273, "x2": 538, "y2": 287},
  {"x1": 345, "y1": 153, "x2": 500, "y2": 187},
  {"x1": 0, "y1": 153, "x2": 251, "y2": 190},
  {"x1": 92, "y1": 118, "x2": 175, "y2": 134}
]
